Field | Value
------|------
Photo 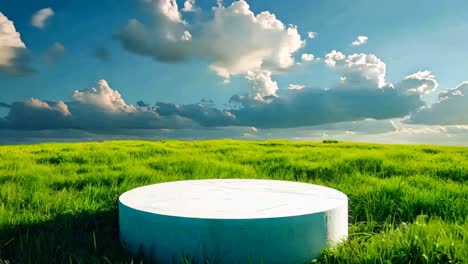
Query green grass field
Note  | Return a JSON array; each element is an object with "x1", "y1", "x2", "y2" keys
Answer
[{"x1": 0, "y1": 140, "x2": 467, "y2": 263}]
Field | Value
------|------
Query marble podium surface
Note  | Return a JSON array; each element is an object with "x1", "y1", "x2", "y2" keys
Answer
[{"x1": 119, "y1": 179, "x2": 348, "y2": 264}]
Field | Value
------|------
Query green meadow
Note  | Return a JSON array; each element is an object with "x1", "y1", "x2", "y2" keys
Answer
[{"x1": 0, "y1": 140, "x2": 467, "y2": 263}]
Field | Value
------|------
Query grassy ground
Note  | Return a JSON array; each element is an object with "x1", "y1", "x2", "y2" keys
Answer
[{"x1": 0, "y1": 140, "x2": 467, "y2": 264}]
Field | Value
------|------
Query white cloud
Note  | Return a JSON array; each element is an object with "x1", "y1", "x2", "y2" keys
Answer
[
  {"x1": 301, "y1": 53, "x2": 315, "y2": 62},
  {"x1": 2, "y1": 98, "x2": 71, "y2": 129},
  {"x1": 439, "y1": 81, "x2": 467, "y2": 100},
  {"x1": 181, "y1": 30, "x2": 192, "y2": 41},
  {"x1": 72, "y1": 80, "x2": 136, "y2": 112},
  {"x1": 143, "y1": 0, "x2": 184, "y2": 23},
  {"x1": 196, "y1": 1, "x2": 305, "y2": 79},
  {"x1": 307, "y1": 32, "x2": 317, "y2": 39},
  {"x1": 396, "y1": 70, "x2": 439, "y2": 96},
  {"x1": 1, "y1": 80, "x2": 238, "y2": 130},
  {"x1": 117, "y1": 0, "x2": 305, "y2": 81},
  {"x1": 352, "y1": 35, "x2": 368, "y2": 46},
  {"x1": 24, "y1": 98, "x2": 70, "y2": 116},
  {"x1": 325, "y1": 50, "x2": 390, "y2": 88},
  {"x1": 31, "y1": 8, "x2": 54, "y2": 29},
  {"x1": 288, "y1": 84, "x2": 305, "y2": 90},
  {"x1": 245, "y1": 70, "x2": 279, "y2": 100},
  {"x1": 389, "y1": 119, "x2": 468, "y2": 135},
  {"x1": 409, "y1": 81, "x2": 468, "y2": 125},
  {"x1": 324, "y1": 50, "x2": 345, "y2": 67},
  {"x1": 0, "y1": 13, "x2": 25, "y2": 48},
  {"x1": 0, "y1": 12, "x2": 34, "y2": 75},
  {"x1": 1, "y1": 72, "x2": 425, "y2": 131},
  {"x1": 182, "y1": 0, "x2": 198, "y2": 12},
  {"x1": 392, "y1": 126, "x2": 448, "y2": 134},
  {"x1": 116, "y1": 0, "x2": 188, "y2": 62}
]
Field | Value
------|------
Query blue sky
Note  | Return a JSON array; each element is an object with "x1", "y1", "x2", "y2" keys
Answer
[
  {"x1": 1, "y1": 0, "x2": 468, "y2": 143},
  {"x1": 2, "y1": 0, "x2": 467, "y2": 103}
]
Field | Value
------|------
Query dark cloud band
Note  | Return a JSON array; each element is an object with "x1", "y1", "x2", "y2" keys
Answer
[{"x1": 0, "y1": 80, "x2": 424, "y2": 130}]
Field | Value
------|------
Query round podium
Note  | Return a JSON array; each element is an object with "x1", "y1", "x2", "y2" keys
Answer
[{"x1": 119, "y1": 179, "x2": 348, "y2": 264}]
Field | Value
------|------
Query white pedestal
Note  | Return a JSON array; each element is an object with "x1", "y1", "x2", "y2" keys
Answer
[{"x1": 119, "y1": 179, "x2": 348, "y2": 264}]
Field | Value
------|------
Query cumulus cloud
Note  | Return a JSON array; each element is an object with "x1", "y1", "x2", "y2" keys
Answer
[
  {"x1": 323, "y1": 51, "x2": 440, "y2": 103},
  {"x1": 0, "y1": 13, "x2": 25, "y2": 48},
  {"x1": 301, "y1": 53, "x2": 315, "y2": 62},
  {"x1": 409, "y1": 81, "x2": 468, "y2": 125},
  {"x1": 0, "y1": 80, "x2": 236, "y2": 130},
  {"x1": 1, "y1": 45, "x2": 431, "y2": 131},
  {"x1": 325, "y1": 50, "x2": 390, "y2": 88},
  {"x1": 181, "y1": 30, "x2": 192, "y2": 41},
  {"x1": 389, "y1": 119, "x2": 468, "y2": 136},
  {"x1": 0, "y1": 12, "x2": 35, "y2": 76},
  {"x1": 2, "y1": 80, "x2": 164, "y2": 130},
  {"x1": 0, "y1": 79, "x2": 425, "y2": 130},
  {"x1": 307, "y1": 32, "x2": 317, "y2": 39},
  {"x1": 225, "y1": 50, "x2": 427, "y2": 128},
  {"x1": 154, "y1": 100, "x2": 235, "y2": 127},
  {"x1": 4, "y1": 99, "x2": 70, "y2": 130},
  {"x1": 395, "y1": 70, "x2": 439, "y2": 96},
  {"x1": 5, "y1": 85, "x2": 415, "y2": 129},
  {"x1": 352, "y1": 35, "x2": 368, "y2": 46},
  {"x1": 43, "y1": 42, "x2": 65, "y2": 64},
  {"x1": 194, "y1": 1, "x2": 305, "y2": 78},
  {"x1": 72, "y1": 80, "x2": 136, "y2": 112},
  {"x1": 182, "y1": 0, "x2": 198, "y2": 12},
  {"x1": 116, "y1": 0, "x2": 305, "y2": 80},
  {"x1": 116, "y1": 0, "x2": 188, "y2": 62},
  {"x1": 31, "y1": 8, "x2": 54, "y2": 29},
  {"x1": 288, "y1": 84, "x2": 305, "y2": 90},
  {"x1": 245, "y1": 70, "x2": 279, "y2": 100},
  {"x1": 229, "y1": 87, "x2": 423, "y2": 128}
]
